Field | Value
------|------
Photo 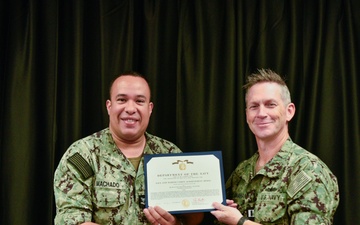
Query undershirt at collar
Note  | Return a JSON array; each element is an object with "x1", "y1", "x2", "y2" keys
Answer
[{"x1": 128, "y1": 154, "x2": 142, "y2": 171}]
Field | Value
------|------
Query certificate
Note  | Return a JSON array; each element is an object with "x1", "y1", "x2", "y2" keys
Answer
[{"x1": 144, "y1": 151, "x2": 226, "y2": 214}]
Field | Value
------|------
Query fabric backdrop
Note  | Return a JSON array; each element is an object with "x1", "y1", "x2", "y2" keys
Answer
[{"x1": 1, "y1": 0, "x2": 359, "y2": 224}]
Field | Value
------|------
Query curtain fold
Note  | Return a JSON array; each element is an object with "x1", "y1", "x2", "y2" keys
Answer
[
  {"x1": 1, "y1": 1, "x2": 359, "y2": 224},
  {"x1": 1, "y1": 1, "x2": 59, "y2": 224}
]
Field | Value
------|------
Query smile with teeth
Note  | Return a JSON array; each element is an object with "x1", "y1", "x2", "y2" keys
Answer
[{"x1": 123, "y1": 119, "x2": 137, "y2": 124}]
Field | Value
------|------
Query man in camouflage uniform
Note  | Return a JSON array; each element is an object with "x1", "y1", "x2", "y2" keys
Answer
[
  {"x1": 211, "y1": 69, "x2": 339, "y2": 225},
  {"x1": 54, "y1": 72, "x2": 203, "y2": 225}
]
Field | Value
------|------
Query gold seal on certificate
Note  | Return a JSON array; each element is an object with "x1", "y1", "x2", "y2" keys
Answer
[
  {"x1": 182, "y1": 199, "x2": 190, "y2": 208},
  {"x1": 144, "y1": 151, "x2": 226, "y2": 213}
]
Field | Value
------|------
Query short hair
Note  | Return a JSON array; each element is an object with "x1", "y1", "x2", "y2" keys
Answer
[
  {"x1": 108, "y1": 71, "x2": 151, "y2": 100},
  {"x1": 243, "y1": 69, "x2": 291, "y2": 104}
]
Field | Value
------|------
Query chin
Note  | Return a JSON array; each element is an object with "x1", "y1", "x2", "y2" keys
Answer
[{"x1": 254, "y1": 131, "x2": 273, "y2": 139}]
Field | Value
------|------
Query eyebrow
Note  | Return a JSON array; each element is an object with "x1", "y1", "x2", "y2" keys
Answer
[
  {"x1": 114, "y1": 94, "x2": 147, "y2": 99},
  {"x1": 247, "y1": 98, "x2": 278, "y2": 105}
]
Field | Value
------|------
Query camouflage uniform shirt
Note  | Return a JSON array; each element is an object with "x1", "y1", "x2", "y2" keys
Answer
[
  {"x1": 225, "y1": 138, "x2": 339, "y2": 225},
  {"x1": 54, "y1": 128, "x2": 182, "y2": 225}
]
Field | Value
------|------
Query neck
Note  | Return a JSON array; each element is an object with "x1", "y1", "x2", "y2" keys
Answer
[
  {"x1": 112, "y1": 133, "x2": 146, "y2": 158},
  {"x1": 256, "y1": 132, "x2": 289, "y2": 166}
]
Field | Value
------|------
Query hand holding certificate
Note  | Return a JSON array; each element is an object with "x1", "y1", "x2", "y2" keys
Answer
[{"x1": 144, "y1": 151, "x2": 226, "y2": 214}]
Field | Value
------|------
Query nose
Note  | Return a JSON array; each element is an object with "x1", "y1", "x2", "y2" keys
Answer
[
  {"x1": 256, "y1": 105, "x2": 267, "y2": 118},
  {"x1": 125, "y1": 100, "x2": 136, "y2": 114}
]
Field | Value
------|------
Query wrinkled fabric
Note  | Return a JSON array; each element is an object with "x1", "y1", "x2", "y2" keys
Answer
[
  {"x1": 222, "y1": 138, "x2": 339, "y2": 225},
  {"x1": 54, "y1": 128, "x2": 181, "y2": 225}
]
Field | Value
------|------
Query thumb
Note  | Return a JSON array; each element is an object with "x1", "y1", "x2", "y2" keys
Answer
[{"x1": 212, "y1": 202, "x2": 225, "y2": 210}]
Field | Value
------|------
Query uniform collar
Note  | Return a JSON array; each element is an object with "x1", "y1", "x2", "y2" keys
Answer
[
  {"x1": 247, "y1": 138, "x2": 294, "y2": 180},
  {"x1": 101, "y1": 129, "x2": 152, "y2": 176}
]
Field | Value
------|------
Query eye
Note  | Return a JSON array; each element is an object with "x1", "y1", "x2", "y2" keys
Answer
[
  {"x1": 266, "y1": 102, "x2": 277, "y2": 108},
  {"x1": 248, "y1": 105, "x2": 258, "y2": 110},
  {"x1": 136, "y1": 99, "x2": 146, "y2": 104},
  {"x1": 116, "y1": 97, "x2": 126, "y2": 103}
]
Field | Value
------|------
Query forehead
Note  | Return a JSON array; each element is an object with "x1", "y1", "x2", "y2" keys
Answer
[
  {"x1": 246, "y1": 82, "x2": 282, "y2": 102},
  {"x1": 111, "y1": 76, "x2": 150, "y2": 98}
]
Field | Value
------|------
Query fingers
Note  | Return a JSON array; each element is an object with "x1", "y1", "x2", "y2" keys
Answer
[
  {"x1": 143, "y1": 208, "x2": 156, "y2": 224},
  {"x1": 143, "y1": 206, "x2": 176, "y2": 225},
  {"x1": 226, "y1": 199, "x2": 234, "y2": 204},
  {"x1": 210, "y1": 205, "x2": 226, "y2": 221},
  {"x1": 144, "y1": 207, "x2": 161, "y2": 224},
  {"x1": 154, "y1": 205, "x2": 174, "y2": 224},
  {"x1": 226, "y1": 199, "x2": 238, "y2": 208},
  {"x1": 212, "y1": 201, "x2": 224, "y2": 210},
  {"x1": 210, "y1": 204, "x2": 242, "y2": 225}
]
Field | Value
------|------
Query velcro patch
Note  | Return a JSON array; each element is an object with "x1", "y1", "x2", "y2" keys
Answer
[
  {"x1": 287, "y1": 170, "x2": 312, "y2": 198},
  {"x1": 67, "y1": 153, "x2": 94, "y2": 180}
]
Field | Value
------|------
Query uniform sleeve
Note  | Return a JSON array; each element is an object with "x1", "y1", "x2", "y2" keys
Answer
[
  {"x1": 287, "y1": 159, "x2": 339, "y2": 225},
  {"x1": 53, "y1": 144, "x2": 94, "y2": 225}
]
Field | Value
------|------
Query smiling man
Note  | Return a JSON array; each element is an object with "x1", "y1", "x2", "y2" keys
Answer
[
  {"x1": 54, "y1": 72, "x2": 203, "y2": 225},
  {"x1": 211, "y1": 69, "x2": 339, "y2": 225}
]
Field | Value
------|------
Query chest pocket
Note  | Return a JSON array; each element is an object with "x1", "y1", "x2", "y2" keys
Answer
[
  {"x1": 255, "y1": 192, "x2": 289, "y2": 224},
  {"x1": 94, "y1": 180, "x2": 128, "y2": 208}
]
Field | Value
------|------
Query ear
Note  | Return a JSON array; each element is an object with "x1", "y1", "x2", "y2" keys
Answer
[
  {"x1": 286, "y1": 103, "x2": 296, "y2": 122},
  {"x1": 149, "y1": 102, "x2": 154, "y2": 115},
  {"x1": 106, "y1": 100, "x2": 111, "y2": 115}
]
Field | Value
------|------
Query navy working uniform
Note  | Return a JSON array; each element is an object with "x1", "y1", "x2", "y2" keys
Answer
[
  {"x1": 54, "y1": 128, "x2": 181, "y2": 225},
  {"x1": 224, "y1": 138, "x2": 339, "y2": 225}
]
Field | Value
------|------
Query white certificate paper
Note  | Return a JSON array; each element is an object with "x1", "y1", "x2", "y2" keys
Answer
[{"x1": 144, "y1": 151, "x2": 226, "y2": 214}]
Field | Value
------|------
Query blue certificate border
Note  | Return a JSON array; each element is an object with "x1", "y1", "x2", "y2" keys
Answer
[{"x1": 144, "y1": 151, "x2": 226, "y2": 214}]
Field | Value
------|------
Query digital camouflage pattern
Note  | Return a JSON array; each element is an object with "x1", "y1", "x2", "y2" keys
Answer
[
  {"x1": 54, "y1": 128, "x2": 182, "y2": 225},
  {"x1": 222, "y1": 138, "x2": 339, "y2": 225}
]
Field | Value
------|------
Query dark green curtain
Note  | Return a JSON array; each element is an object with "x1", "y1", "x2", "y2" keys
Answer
[{"x1": 1, "y1": 0, "x2": 359, "y2": 224}]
